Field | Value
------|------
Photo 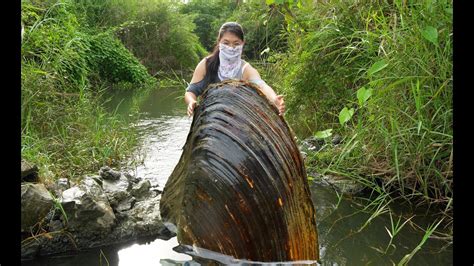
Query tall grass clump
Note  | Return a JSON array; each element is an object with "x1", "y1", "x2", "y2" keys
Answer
[
  {"x1": 21, "y1": 0, "x2": 155, "y2": 184},
  {"x1": 227, "y1": 0, "x2": 288, "y2": 61},
  {"x1": 73, "y1": 0, "x2": 207, "y2": 76},
  {"x1": 273, "y1": 0, "x2": 452, "y2": 212}
]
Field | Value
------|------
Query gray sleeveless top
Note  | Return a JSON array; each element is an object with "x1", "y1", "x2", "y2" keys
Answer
[{"x1": 186, "y1": 59, "x2": 248, "y2": 97}]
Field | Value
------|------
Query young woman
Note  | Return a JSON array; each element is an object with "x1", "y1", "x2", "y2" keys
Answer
[{"x1": 184, "y1": 22, "x2": 285, "y2": 117}]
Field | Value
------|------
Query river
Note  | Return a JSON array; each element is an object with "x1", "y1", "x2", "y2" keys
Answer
[{"x1": 24, "y1": 86, "x2": 452, "y2": 265}]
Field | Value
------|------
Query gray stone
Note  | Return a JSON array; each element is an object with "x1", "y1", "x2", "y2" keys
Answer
[
  {"x1": 131, "y1": 180, "x2": 151, "y2": 200},
  {"x1": 21, "y1": 238, "x2": 42, "y2": 259},
  {"x1": 61, "y1": 176, "x2": 116, "y2": 232},
  {"x1": 110, "y1": 196, "x2": 164, "y2": 239},
  {"x1": 48, "y1": 219, "x2": 64, "y2": 232},
  {"x1": 21, "y1": 183, "x2": 54, "y2": 232},
  {"x1": 299, "y1": 137, "x2": 325, "y2": 153},
  {"x1": 99, "y1": 166, "x2": 122, "y2": 180},
  {"x1": 102, "y1": 174, "x2": 132, "y2": 208},
  {"x1": 51, "y1": 178, "x2": 70, "y2": 197},
  {"x1": 322, "y1": 174, "x2": 365, "y2": 195},
  {"x1": 332, "y1": 134, "x2": 342, "y2": 145},
  {"x1": 21, "y1": 159, "x2": 39, "y2": 182},
  {"x1": 124, "y1": 172, "x2": 140, "y2": 183},
  {"x1": 57, "y1": 178, "x2": 70, "y2": 190},
  {"x1": 115, "y1": 197, "x2": 136, "y2": 212}
]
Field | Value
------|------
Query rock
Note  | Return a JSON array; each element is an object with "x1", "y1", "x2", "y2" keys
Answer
[
  {"x1": 99, "y1": 166, "x2": 122, "y2": 180},
  {"x1": 131, "y1": 180, "x2": 151, "y2": 200},
  {"x1": 115, "y1": 197, "x2": 136, "y2": 212},
  {"x1": 102, "y1": 174, "x2": 132, "y2": 209},
  {"x1": 56, "y1": 178, "x2": 70, "y2": 191},
  {"x1": 322, "y1": 174, "x2": 365, "y2": 195},
  {"x1": 109, "y1": 195, "x2": 165, "y2": 240},
  {"x1": 299, "y1": 137, "x2": 325, "y2": 153},
  {"x1": 21, "y1": 159, "x2": 39, "y2": 182},
  {"x1": 61, "y1": 176, "x2": 116, "y2": 233},
  {"x1": 50, "y1": 178, "x2": 70, "y2": 197},
  {"x1": 48, "y1": 219, "x2": 64, "y2": 232},
  {"x1": 21, "y1": 238, "x2": 42, "y2": 260},
  {"x1": 21, "y1": 183, "x2": 54, "y2": 232},
  {"x1": 124, "y1": 172, "x2": 140, "y2": 184},
  {"x1": 332, "y1": 134, "x2": 342, "y2": 145}
]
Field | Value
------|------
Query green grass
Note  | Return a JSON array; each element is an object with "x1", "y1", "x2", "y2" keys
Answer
[
  {"x1": 20, "y1": 0, "x2": 157, "y2": 185},
  {"x1": 264, "y1": 0, "x2": 452, "y2": 211}
]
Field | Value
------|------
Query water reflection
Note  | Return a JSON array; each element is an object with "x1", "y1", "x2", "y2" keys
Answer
[
  {"x1": 125, "y1": 115, "x2": 192, "y2": 188},
  {"x1": 118, "y1": 237, "x2": 193, "y2": 265}
]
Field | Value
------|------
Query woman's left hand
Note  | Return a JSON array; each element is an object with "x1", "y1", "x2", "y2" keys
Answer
[{"x1": 274, "y1": 95, "x2": 285, "y2": 116}]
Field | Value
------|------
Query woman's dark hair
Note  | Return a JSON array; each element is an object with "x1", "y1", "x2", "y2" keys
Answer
[{"x1": 203, "y1": 22, "x2": 244, "y2": 85}]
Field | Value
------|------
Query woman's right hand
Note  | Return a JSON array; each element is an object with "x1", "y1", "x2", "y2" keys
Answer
[{"x1": 187, "y1": 100, "x2": 197, "y2": 117}]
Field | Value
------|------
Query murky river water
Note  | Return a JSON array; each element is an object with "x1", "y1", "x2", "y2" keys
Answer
[{"x1": 24, "y1": 87, "x2": 452, "y2": 265}]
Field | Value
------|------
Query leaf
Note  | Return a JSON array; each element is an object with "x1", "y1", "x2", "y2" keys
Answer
[
  {"x1": 367, "y1": 60, "x2": 388, "y2": 76},
  {"x1": 314, "y1": 128, "x2": 333, "y2": 139},
  {"x1": 339, "y1": 107, "x2": 355, "y2": 126},
  {"x1": 297, "y1": 0, "x2": 303, "y2": 8},
  {"x1": 421, "y1": 26, "x2": 438, "y2": 46},
  {"x1": 357, "y1": 87, "x2": 373, "y2": 106},
  {"x1": 265, "y1": 0, "x2": 275, "y2": 5}
]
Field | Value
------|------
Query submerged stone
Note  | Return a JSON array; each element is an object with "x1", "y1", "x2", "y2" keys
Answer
[{"x1": 160, "y1": 80, "x2": 319, "y2": 262}]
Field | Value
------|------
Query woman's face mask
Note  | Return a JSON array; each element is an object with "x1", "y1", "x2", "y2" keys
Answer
[
  {"x1": 218, "y1": 43, "x2": 244, "y2": 80},
  {"x1": 219, "y1": 43, "x2": 243, "y2": 59}
]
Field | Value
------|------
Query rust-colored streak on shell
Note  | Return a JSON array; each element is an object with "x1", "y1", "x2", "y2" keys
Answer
[{"x1": 160, "y1": 80, "x2": 319, "y2": 261}]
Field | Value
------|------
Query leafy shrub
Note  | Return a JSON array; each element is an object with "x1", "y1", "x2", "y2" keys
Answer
[{"x1": 87, "y1": 32, "x2": 152, "y2": 84}]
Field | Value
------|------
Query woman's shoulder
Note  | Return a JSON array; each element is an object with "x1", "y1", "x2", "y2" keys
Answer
[
  {"x1": 194, "y1": 57, "x2": 208, "y2": 71},
  {"x1": 242, "y1": 61, "x2": 259, "y2": 79}
]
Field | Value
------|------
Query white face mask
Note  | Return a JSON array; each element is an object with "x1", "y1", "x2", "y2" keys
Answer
[{"x1": 218, "y1": 43, "x2": 243, "y2": 81}]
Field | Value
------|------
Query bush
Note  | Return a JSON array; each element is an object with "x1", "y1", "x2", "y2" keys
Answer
[
  {"x1": 74, "y1": 0, "x2": 207, "y2": 74},
  {"x1": 180, "y1": 0, "x2": 237, "y2": 52},
  {"x1": 21, "y1": 0, "x2": 151, "y2": 183},
  {"x1": 228, "y1": 0, "x2": 288, "y2": 60},
  {"x1": 87, "y1": 32, "x2": 152, "y2": 84}
]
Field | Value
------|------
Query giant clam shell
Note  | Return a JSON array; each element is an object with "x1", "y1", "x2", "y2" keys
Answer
[{"x1": 160, "y1": 80, "x2": 319, "y2": 262}]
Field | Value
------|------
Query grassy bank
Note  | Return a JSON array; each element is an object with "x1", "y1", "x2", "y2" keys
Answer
[
  {"x1": 258, "y1": 0, "x2": 452, "y2": 210},
  {"x1": 21, "y1": 0, "x2": 203, "y2": 185}
]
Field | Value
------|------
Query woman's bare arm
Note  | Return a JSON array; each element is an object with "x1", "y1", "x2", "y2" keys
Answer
[
  {"x1": 243, "y1": 64, "x2": 286, "y2": 115},
  {"x1": 185, "y1": 58, "x2": 207, "y2": 116}
]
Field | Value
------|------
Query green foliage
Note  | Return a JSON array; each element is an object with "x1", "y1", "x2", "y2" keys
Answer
[
  {"x1": 367, "y1": 59, "x2": 388, "y2": 77},
  {"x1": 82, "y1": 0, "x2": 207, "y2": 73},
  {"x1": 338, "y1": 107, "x2": 355, "y2": 126},
  {"x1": 22, "y1": 1, "x2": 91, "y2": 90},
  {"x1": 21, "y1": 0, "x2": 151, "y2": 183},
  {"x1": 87, "y1": 32, "x2": 152, "y2": 84},
  {"x1": 356, "y1": 87, "x2": 373, "y2": 107},
  {"x1": 229, "y1": 0, "x2": 288, "y2": 60},
  {"x1": 421, "y1": 26, "x2": 439, "y2": 46},
  {"x1": 271, "y1": 0, "x2": 452, "y2": 207},
  {"x1": 314, "y1": 129, "x2": 333, "y2": 139},
  {"x1": 180, "y1": 0, "x2": 237, "y2": 52}
]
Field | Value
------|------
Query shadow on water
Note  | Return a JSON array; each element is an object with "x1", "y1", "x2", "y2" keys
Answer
[{"x1": 23, "y1": 86, "x2": 452, "y2": 265}]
